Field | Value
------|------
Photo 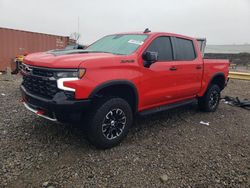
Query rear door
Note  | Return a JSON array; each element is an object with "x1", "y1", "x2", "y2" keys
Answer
[{"x1": 169, "y1": 37, "x2": 203, "y2": 99}]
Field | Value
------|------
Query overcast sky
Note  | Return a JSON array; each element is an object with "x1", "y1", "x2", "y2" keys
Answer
[{"x1": 0, "y1": 0, "x2": 250, "y2": 45}]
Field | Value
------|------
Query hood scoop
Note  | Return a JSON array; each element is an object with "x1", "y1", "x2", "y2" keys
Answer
[
  {"x1": 47, "y1": 49, "x2": 111, "y2": 56},
  {"x1": 47, "y1": 49, "x2": 89, "y2": 56}
]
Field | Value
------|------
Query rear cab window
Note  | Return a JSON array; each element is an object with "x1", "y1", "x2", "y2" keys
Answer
[{"x1": 173, "y1": 37, "x2": 196, "y2": 61}]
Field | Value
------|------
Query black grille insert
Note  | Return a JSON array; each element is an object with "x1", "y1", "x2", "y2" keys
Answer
[
  {"x1": 32, "y1": 68, "x2": 54, "y2": 77},
  {"x1": 22, "y1": 74, "x2": 59, "y2": 99},
  {"x1": 21, "y1": 65, "x2": 76, "y2": 99}
]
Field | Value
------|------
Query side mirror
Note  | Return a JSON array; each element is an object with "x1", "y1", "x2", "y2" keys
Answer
[{"x1": 142, "y1": 51, "x2": 158, "y2": 68}]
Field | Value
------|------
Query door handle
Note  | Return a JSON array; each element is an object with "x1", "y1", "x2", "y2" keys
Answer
[
  {"x1": 169, "y1": 66, "x2": 177, "y2": 71},
  {"x1": 196, "y1": 65, "x2": 202, "y2": 70}
]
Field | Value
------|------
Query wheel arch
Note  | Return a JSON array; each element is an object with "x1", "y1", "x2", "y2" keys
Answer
[
  {"x1": 89, "y1": 80, "x2": 139, "y2": 113},
  {"x1": 198, "y1": 72, "x2": 226, "y2": 97},
  {"x1": 208, "y1": 72, "x2": 226, "y2": 91}
]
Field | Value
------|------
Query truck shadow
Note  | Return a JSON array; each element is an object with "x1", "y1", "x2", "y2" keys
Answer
[{"x1": 24, "y1": 102, "x2": 199, "y2": 149}]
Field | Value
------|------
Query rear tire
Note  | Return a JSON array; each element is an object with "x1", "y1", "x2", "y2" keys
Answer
[
  {"x1": 198, "y1": 84, "x2": 221, "y2": 112},
  {"x1": 87, "y1": 97, "x2": 133, "y2": 149}
]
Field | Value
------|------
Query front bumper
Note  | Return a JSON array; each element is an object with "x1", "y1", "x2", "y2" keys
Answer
[{"x1": 21, "y1": 85, "x2": 91, "y2": 122}]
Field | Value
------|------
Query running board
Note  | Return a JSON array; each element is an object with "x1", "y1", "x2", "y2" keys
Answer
[{"x1": 139, "y1": 99, "x2": 197, "y2": 116}]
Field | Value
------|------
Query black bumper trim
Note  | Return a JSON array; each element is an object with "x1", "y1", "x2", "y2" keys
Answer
[{"x1": 21, "y1": 85, "x2": 91, "y2": 122}]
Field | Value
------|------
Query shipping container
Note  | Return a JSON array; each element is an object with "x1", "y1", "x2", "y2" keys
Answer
[{"x1": 0, "y1": 27, "x2": 70, "y2": 71}]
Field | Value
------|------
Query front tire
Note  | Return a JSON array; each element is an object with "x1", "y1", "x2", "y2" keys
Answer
[
  {"x1": 87, "y1": 97, "x2": 133, "y2": 149},
  {"x1": 198, "y1": 84, "x2": 221, "y2": 112}
]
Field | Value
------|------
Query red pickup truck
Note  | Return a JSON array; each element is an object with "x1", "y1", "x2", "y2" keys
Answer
[{"x1": 20, "y1": 30, "x2": 229, "y2": 148}]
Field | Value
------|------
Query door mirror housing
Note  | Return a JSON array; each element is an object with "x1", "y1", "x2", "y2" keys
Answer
[{"x1": 142, "y1": 51, "x2": 158, "y2": 68}]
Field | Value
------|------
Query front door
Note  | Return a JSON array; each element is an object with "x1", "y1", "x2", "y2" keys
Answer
[{"x1": 139, "y1": 36, "x2": 178, "y2": 110}]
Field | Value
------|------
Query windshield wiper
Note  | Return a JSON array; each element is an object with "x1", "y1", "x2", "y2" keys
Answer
[{"x1": 77, "y1": 50, "x2": 111, "y2": 54}]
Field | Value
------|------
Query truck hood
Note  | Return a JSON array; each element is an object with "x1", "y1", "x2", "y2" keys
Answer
[{"x1": 24, "y1": 50, "x2": 118, "y2": 68}]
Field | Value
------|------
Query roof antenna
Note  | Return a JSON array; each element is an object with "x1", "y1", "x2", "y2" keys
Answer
[{"x1": 144, "y1": 28, "x2": 151, "y2": 33}]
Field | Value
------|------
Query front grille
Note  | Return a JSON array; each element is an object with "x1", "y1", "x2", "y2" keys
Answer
[
  {"x1": 22, "y1": 74, "x2": 59, "y2": 99},
  {"x1": 21, "y1": 64, "x2": 75, "y2": 99},
  {"x1": 32, "y1": 68, "x2": 54, "y2": 77}
]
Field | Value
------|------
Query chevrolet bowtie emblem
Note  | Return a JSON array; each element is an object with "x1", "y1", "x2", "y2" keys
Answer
[{"x1": 24, "y1": 64, "x2": 32, "y2": 73}]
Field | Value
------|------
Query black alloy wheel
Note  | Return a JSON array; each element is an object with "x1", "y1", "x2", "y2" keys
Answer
[
  {"x1": 198, "y1": 84, "x2": 221, "y2": 112},
  {"x1": 102, "y1": 108, "x2": 127, "y2": 140},
  {"x1": 87, "y1": 97, "x2": 133, "y2": 149}
]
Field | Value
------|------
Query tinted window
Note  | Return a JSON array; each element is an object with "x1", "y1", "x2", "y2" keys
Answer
[
  {"x1": 174, "y1": 38, "x2": 196, "y2": 60},
  {"x1": 146, "y1": 37, "x2": 173, "y2": 61}
]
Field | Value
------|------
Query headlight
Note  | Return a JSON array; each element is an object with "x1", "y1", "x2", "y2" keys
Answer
[
  {"x1": 56, "y1": 71, "x2": 78, "y2": 78},
  {"x1": 55, "y1": 69, "x2": 86, "y2": 79},
  {"x1": 78, "y1": 69, "x2": 86, "y2": 78},
  {"x1": 56, "y1": 69, "x2": 86, "y2": 92}
]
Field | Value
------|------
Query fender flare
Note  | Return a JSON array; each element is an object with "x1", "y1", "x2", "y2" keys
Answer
[
  {"x1": 199, "y1": 72, "x2": 226, "y2": 97},
  {"x1": 208, "y1": 72, "x2": 226, "y2": 88},
  {"x1": 89, "y1": 80, "x2": 139, "y2": 112}
]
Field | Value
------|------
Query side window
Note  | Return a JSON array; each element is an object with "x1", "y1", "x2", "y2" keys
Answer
[
  {"x1": 146, "y1": 37, "x2": 173, "y2": 61},
  {"x1": 174, "y1": 38, "x2": 196, "y2": 60}
]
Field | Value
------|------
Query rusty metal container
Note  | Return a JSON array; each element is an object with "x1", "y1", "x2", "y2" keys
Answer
[{"x1": 0, "y1": 27, "x2": 70, "y2": 71}]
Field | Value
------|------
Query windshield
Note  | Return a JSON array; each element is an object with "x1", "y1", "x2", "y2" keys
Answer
[
  {"x1": 85, "y1": 34, "x2": 148, "y2": 55},
  {"x1": 64, "y1": 45, "x2": 76, "y2": 50}
]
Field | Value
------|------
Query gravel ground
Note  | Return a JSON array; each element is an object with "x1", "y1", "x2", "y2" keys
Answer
[{"x1": 0, "y1": 75, "x2": 249, "y2": 188}]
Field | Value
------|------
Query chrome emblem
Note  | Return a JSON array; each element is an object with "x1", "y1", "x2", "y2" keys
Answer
[{"x1": 22, "y1": 64, "x2": 32, "y2": 74}]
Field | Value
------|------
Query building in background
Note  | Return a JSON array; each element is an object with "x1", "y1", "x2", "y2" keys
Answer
[{"x1": 0, "y1": 27, "x2": 71, "y2": 72}]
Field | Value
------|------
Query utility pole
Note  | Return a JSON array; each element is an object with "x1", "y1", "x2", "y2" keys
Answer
[{"x1": 77, "y1": 16, "x2": 80, "y2": 34}]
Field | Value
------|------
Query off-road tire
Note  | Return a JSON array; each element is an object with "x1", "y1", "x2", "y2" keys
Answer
[
  {"x1": 87, "y1": 97, "x2": 133, "y2": 149},
  {"x1": 198, "y1": 84, "x2": 221, "y2": 112}
]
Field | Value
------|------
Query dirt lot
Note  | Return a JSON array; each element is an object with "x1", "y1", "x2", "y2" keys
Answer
[{"x1": 0, "y1": 75, "x2": 249, "y2": 188}]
